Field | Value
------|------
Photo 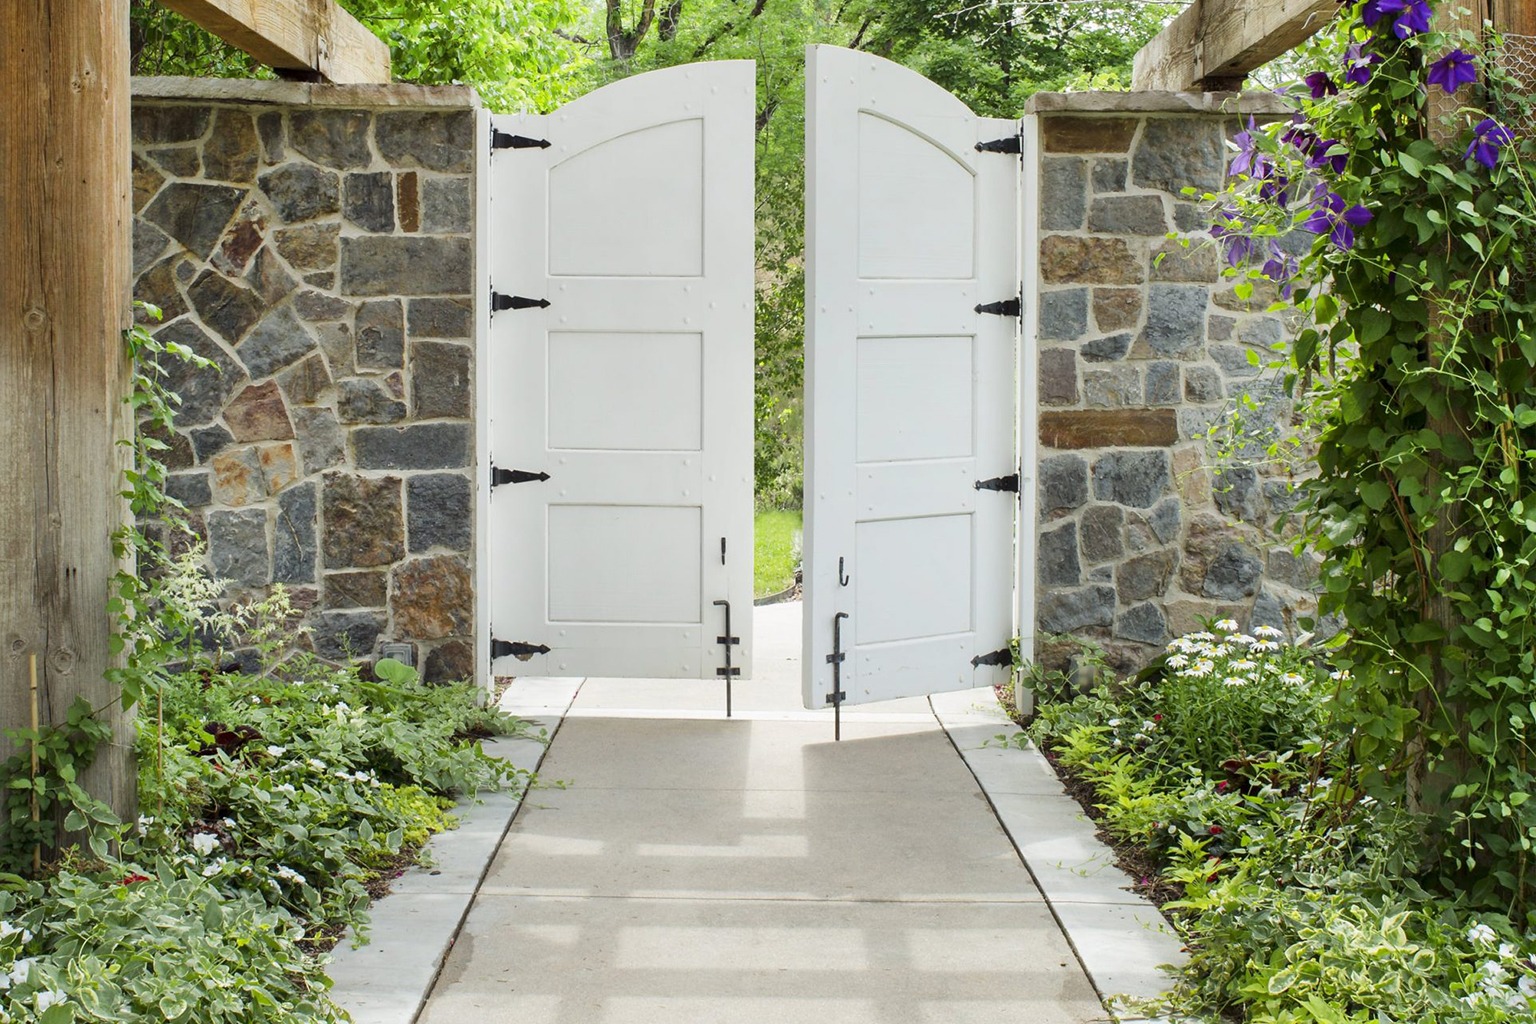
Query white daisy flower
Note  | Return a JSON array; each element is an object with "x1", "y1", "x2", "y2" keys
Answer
[
  {"x1": 1252, "y1": 625, "x2": 1284, "y2": 639},
  {"x1": 1214, "y1": 619, "x2": 1240, "y2": 633},
  {"x1": 1223, "y1": 676, "x2": 1246, "y2": 687}
]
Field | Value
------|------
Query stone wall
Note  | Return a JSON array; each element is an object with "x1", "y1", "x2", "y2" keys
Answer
[
  {"x1": 1026, "y1": 93, "x2": 1323, "y2": 674},
  {"x1": 130, "y1": 79, "x2": 480, "y2": 682}
]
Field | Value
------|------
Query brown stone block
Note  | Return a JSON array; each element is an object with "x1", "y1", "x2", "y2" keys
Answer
[
  {"x1": 1040, "y1": 409, "x2": 1177, "y2": 449},
  {"x1": 224, "y1": 381, "x2": 295, "y2": 442},
  {"x1": 1041, "y1": 235, "x2": 1143, "y2": 285},
  {"x1": 211, "y1": 446, "x2": 264, "y2": 507},
  {"x1": 325, "y1": 570, "x2": 388, "y2": 609},
  {"x1": 391, "y1": 555, "x2": 473, "y2": 639},
  {"x1": 424, "y1": 639, "x2": 475, "y2": 683},
  {"x1": 1092, "y1": 288, "x2": 1142, "y2": 332},
  {"x1": 1039, "y1": 348, "x2": 1079, "y2": 406},
  {"x1": 1043, "y1": 117, "x2": 1139, "y2": 154},
  {"x1": 1151, "y1": 240, "x2": 1219, "y2": 283},
  {"x1": 1172, "y1": 445, "x2": 1212, "y2": 507},
  {"x1": 398, "y1": 171, "x2": 420, "y2": 232},
  {"x1": 323, "y1": 473, "x2": 404, "y2": 568},
  {"x1": 259, "y1": 443, "x2": 300, "y2": 493},
  {"x1": 274, "y1": 223, "x2": 339, "y2": 273}
]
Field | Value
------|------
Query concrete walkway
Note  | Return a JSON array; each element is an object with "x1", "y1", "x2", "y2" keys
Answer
[{"x1": 414, "y1": 603, "x2": 1112, "y2": 1024}]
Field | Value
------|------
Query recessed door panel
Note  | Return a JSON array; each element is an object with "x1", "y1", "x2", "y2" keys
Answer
[
  {"x1": 547, "y1": 505, "x2": 702, "y2": 624},
  {"x1": 547, "y1": 332, "x2": 703, "y2": 452}
]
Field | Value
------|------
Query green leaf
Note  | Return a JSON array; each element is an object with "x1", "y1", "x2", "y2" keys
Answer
[
  {"x1": 1359, "y1": 480, "x2": 1392, "y2": 511},
  {"x1": 1398, "y1": 151, "x2": 1424, "y2": 177}
]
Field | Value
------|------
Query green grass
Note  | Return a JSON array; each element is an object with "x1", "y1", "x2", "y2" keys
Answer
[{"x1": 754, "y1": 509, "x2": 802, "y2": 598}]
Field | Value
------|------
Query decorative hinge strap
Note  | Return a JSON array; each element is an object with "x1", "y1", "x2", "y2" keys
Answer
[
  {"x1": 972, "y1": 648, "x2": 1012, "y2": 668},
  {"x1": 491, "y1": 467, "x2": 550, "y2": 488},
  {"x1": 975, "y1": 473, "x2": 1020, "y2": 493},
  {"x1": 491, "y1": 639, "x2": 550, "y2": 660},
  {"x1": 975, "y1": 135, "x2": 1021, "y2": 155},
  {"x1": 491, "y1": 291, "x2": 550, "y2": 315},
  {"x1": 490, "y1": 127, "x2": 550, "y2": 151},
  {"x1": 974, "y1": 297, "x2": 1022, "y2": 318}
]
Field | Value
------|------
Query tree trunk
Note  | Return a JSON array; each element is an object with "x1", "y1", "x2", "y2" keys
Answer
[{"x1": 0, "y1": 2, "x2": 136, "y2": 834}]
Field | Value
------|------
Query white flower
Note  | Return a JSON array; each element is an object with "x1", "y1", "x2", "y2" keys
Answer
[
  {"x1": 308, "y1": 758, "x2": 328, "y2": 771},
  {"x1": 1185, "y1": 659, "x2": 1215, "y2": 678},
  {"x1": 1519, "y1": 974, "x2": 1535, "y2": 999},
  {"x1": 1252, "y1": 640, "x2": 1280, "y2": 653},
  {"x1": 266, "y1": 745, "x2": 287, "y2": 757},
  {"x1": 1107, "y1": 718, "x2": 1122, "y2": 727},
  {"x1": 334, "y1": 702, "x2": 351, "y2": 713},
  {"x1": 1223, "y1": 676, "x2": 1247, "y2": 688},
  {"x1": 1214, "y1": 619, "x2": 1239, "y2": 633},
  {"x1": 1166, "y1": 654, "x2": 1190, "y2": 668},
  {"x1": 1498, "y1": 942, "x2": 1517, "y2": 959},
  {"x1": 3, "y1": 959, "x2": 37, "y2": 989},
  {"x1": 35, "y1": 990, "x2": 66, "y2": 1013},
  {"x1": 1189, "y1": 631, "x2": 1215, "y2": 642},
  {"x1": 202, "y1": 857, "x2": 227, "y2": 878},
  {"x1": 273, "y1": 783, "x2": 297, "y2": 795},
  {"x1": 1232, "y1": 659, "x2": 1258, "y2": 672},
  {"x1": 1283, "y1": 672, "x2": 1306, "y2": 686},
  {"x1": 1142, "y1": 721, "x2": 1157, "y2": 732},
  {"x1": 274, "y1": 865, "x2": 306, "y2": 885},
  {"x1": 191, "y1": 832, "x2": 219, "y2": 856},
  {"x1": 1469, "y1": 923, "x2": 1498, "y2": 945},
  {"x1": 249, "y1": 695, "x2": 261, "y2": 705},
  {"x1": 1330, "y1": 669, "x2": 1353, "y2": 681},
  {"x1": 1252, "y1": 625, "x2": 1284, "y2": 639},
  {"x1": 0, "y1": 921, "x2": 30, "y2": 944},
  {"x1": 1230, "y1": 633, "x2": 1257, "y2": 647}
]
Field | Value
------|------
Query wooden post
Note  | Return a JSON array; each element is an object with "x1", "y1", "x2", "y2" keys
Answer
[{"x1": 0, "y1": 2, "x2": 136, "y2": 830}]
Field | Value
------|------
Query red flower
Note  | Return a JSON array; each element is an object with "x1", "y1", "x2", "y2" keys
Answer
[
  {"x1": 121, "y1": 873, "x2": 151, "y2": 885},
  {"x1": 1216, "y1": 780, "x2": 1230, "y2": 792},
  {"x1": 1152, "y1": 714, "x2": 1162, "y2": 722},
  {"x1": 1209, "y1": 825, "x2": 1224, "y2": 836}
]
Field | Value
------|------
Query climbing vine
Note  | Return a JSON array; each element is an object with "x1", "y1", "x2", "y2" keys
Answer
[{"x1": 1218, "y1": 1, "x2": 1536, "y2": 910}]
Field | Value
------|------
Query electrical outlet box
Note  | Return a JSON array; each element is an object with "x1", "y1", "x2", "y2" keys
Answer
[{"x1": 379, "y1": 642, "x2": 416, "y2": 668}]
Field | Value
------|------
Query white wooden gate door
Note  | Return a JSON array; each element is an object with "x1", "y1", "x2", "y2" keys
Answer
[
  {"x1": 486, "y1": 61, "x2": 755, "y2": 680},
  {"x1": 803, "y1": 45, "x2": 1023, "y2": 709}
]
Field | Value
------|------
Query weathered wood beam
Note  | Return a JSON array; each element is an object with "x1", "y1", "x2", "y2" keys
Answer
[
  {"x1": 1134, "y1": 0, "x2": 1339, "y2": 92},
  {"x1": 1, "y1": 1, "x2": 136, "y2": 827},
  {"x1": 157, "y1": 0, "x2": 390, "y2": 84}
]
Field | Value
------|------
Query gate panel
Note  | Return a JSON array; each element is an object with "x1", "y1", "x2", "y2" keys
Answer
[
  {"x1": 804, "y1": 46, "x2": 1020, "y2": 709},
  {"x1": 487, "y1": 62, "x2": 755, "y2": 680}
]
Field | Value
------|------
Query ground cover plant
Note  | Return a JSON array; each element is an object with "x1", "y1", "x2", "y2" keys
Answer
[
  {"x1": 0, "y1": 315, "x2": 532, "y2": 1023},
  {"x1": 1025, "y1": 621, "x2": 1536, "y2": 1022}
]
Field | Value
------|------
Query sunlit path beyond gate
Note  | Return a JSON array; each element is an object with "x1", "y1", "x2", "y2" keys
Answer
[{"x1": 417, "y1": 603, "x2": 1103, "y2": 1024}]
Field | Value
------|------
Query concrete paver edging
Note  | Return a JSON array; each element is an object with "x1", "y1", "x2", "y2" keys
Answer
[{"x1": 326, "y1": 681, "x2": 583, "y2": 1024}]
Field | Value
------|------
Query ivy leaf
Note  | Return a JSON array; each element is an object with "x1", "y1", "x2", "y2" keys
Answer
[
  {"x1": 1360, "y1": 480, "x2": 1393, "y2": 511},
  {"x1": 1399, "y1": 151, "x2": 1424, "y2": 177}
]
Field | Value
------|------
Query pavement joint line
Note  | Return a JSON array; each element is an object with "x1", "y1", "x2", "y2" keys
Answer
[
  {"x1": 930, "y1": 695, "x2": 1187, "y2": 1015},
  {"x1": 467, "y1": 892, "x2": 1053, "y2": 904},
  {"x1": 325, "y1": 679, "x2": 584, "y2": 1024}
]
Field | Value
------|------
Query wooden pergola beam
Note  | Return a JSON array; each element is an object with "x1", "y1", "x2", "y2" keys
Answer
[
  {"x1": 1133, "y1": 0, "x2": 1339, "y2": 92},
  {"x1": 157, "y1": 0, "x2": 390, "y2": 84}
]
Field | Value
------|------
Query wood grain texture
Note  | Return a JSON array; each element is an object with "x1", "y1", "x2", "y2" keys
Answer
[
  {"x1": 1134, "y1": 0, "x2": 1338, "y2": 91},
  {"x1": 158, "y1": 0, "x2": 390, "y2": 84},
  {"x1": 0, "y1": 1, "x2": 136, "y2": 824}
]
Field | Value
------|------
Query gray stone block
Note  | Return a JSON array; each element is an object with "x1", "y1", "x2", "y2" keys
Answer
[
  {"x1": 356, "y1": 299, "x2": 406, "y2": 369},
  {"x1": 409, "y1": 473, "x2": 472, "y2": 553},
  {"x1": 1039, "y1": 454, "x2": 1088, "y2": 515},
  {"x1": 1139, "y1": 284, "x2": 1208, "y2": 358},
  {"x1": 274, "y1": 481, "x2": 318, "y2": 584},
  {"x1": 1204, "y1": 542, "x2": 1263, "y2": 600},
  {"x1": 1092, "y1": 158, "x2": 1127, "y2": 193},
  {"x1": 409, "y1": 298, "x2": 473, "y2": 339},
  {"x1": 338, "y1": 378, "x2": 408, "y2": 424},
  {"x1": 142, "y1": 182, "x2": 244, "y2": 259},
  {"x1": 1146, "y1": 360, "x2": 1180, "y2": 405},
  {"x1": 256, "y1": 111, "x2": 285, "y2": 164},
  {"x1": 1150, "y1": 497, "x2": 1181, "y2": 544},
  {"x1": 208, "y1": 508, "x2": 270, "y2": 587},
  {"x1": 132, "y1": 105, "x2": 209, "y2": 146},
  {"x1": 1083, "y1": 366, "x2": 1141, "y2": 408},
  {"x1": 1081, "y1": 333, "x2": 1131, "y2": 363},
  {"x1": 1268, "y1": 547, "x2": 1321, "y2": 591},
  {"x1": 1039, "y1": 585, "x2": 1116, "y2": 633},
  {"x1": 133, "y1": 221, "x2": 170, "y2": 277},
  {"x1": 189, "y1": 270, "x2": 266, "y2": 345},
  {"x1": 258, "y1": 162, "x2": 341, "y2": 224},
  {"x1": 1079, "y1": 504, "x2": 1124, "y2": 563},
  {"x1": 1115, "y1": 602, "x2": 1168, "y2": 645},
  {"x1": 1038, "y1": 522, "x2": 1081, "y2": 587},
  {"x1": 1039, "y1": 348, "x2": 1079, "y2": 406},
  {"x1": 190, "y1": 424, "x2": 234, "y2": 464},
  {"x1": 344, "y1": 171, "x2": 396, "y2": 233},
  {"x1": 294, "y1": 289, "x2": 352, "y2": 322},
  {"x1": 291, "y1": 110, "x2": 374, "y2": 170},
  {"x1": 339, "y1": 237, "x2": 472, "y2": 297},
  {"x1": 203, "y1": 109, "x2": 260, "y2": 184},
  {"x1": 1132, "y1": 118, "x2": 1225, "y2": 194},
  {"x1": 1211, "y1": 343, "x2": 1262, "y2": 378},
  {"x1": 375, "y1": 111, "x2": 475, "y2": 173},
  {"x1": 1116, "y1": 549, "x2": 1176, "y2": 603},
  {"x1": 422, "y1": 177, "x2": 472, "y2": 234},
  {"x1": 1213, "y1": 467, "x2": 1265, "y2": 523},
  {"x1": 1087, "y1": 195, "x2": 1168, "y2": 235},
  {"x1": 156, "y1": 318, "x2": 248, "y2": 428},
  {"x1": 1249, "y1": 588, "x2": 1286, "y2": 633},
  {"x1": 313, "y1": 609, "x2": 385, "y2": 661},
  {"x1": 165, "y1": 471, "x2": 212, "y2": 508},
  {"x1": 1039, "y1": 289, "x2": 1088, "y2": 341},
  {"x1": 1091, "y1": 451, "x2": 1171, "y2": 508},
  {"x1": 411, "y1": 342, "x2": 472, "y2": 419},
  {"x1": 1041, "y1": 157, "x2": 1087, "y2": 232},
  {"x1": 237, "y1": 306, "x2": 318, "y2": 379},
  {"x1": 1184, "y1": 365, "x2": 1224, "y2": 403},
  {"x1": 353, "y1": 424, "x2": 471, "y2": 470},
  {"x1": 292, "y1": 406, "x2": 345, "y2": 475}
]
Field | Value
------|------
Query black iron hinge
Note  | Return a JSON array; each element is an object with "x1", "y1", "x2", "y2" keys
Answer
[
  {"x1": 490, "y1": 127, "x2": 550, "y2": 152},
  {"x1": 491, "y1": 291, "x2": 550, "y2": 315},
  {"x1": 975, "y1": 296, "x2": 1022, "y2": 318},
  {"x1": 491, "y1": 639, "x2": 550, "y2": 660},
  {"x1": 972, "y1": 647, "x2": 1013, "y2": 668},
  {"x1": 975, "y1": 134, "x2": 1022, "y2": 155},
  {"x1": 974, "y1": 473, "x2": 1020, "y2": 493},
  {"x1": 491, "y1": 466, "x2": 550, "y2": 487}
]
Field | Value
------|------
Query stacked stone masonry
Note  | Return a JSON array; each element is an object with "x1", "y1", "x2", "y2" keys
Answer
[
  {"x1": 130, "y1": 80, "x2": 479, "y2": 682},
  {"x1": 1030, "y1": 98, "x2": 1323, "y2": 675}
]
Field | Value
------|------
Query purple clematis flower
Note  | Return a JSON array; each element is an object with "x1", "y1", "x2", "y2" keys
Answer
[
  {"x1": 1307, "y1": 138, "x2": 1349, "y2": 175},
  {"x1": 1229, "y1": 119, "x2": 1272, "y2": 179},
  {"x1": 1427, "y1": 49, "x2": 1479, "y2": 93},
  {"x1": 1360, "y1": 0, "x2": 1403, "y2": 27},
  {"x1": 1465, "y1": 118, "x2": 1515, "y2": 169},
  {"x1": 1344, "y1": 44, "x2": 1381, "y2": 86},
  {"x1": 1304, "y1": 71, "x2": 1340, "y2": 99},
  {"x1": 1362, "y1": 0, "x2": 1432, "y2": 37},
  {"x1": 1305, "y1": 184, "x2": 1373, "y2": 250}
]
